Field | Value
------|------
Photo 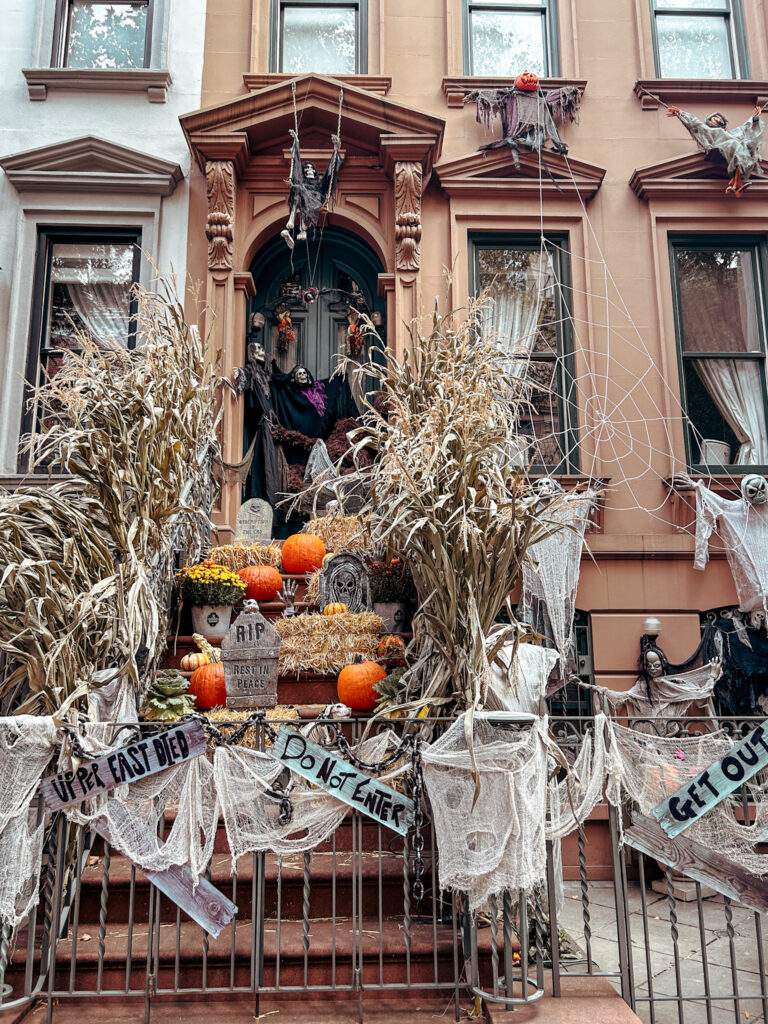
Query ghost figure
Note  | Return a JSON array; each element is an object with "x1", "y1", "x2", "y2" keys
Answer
[
  {"x1": 676, "y1": 472, "x2": 768, "y2": 614},
  {"x1": 281, "y1": 129, "x2": 344, "y2": 250},
  {"x1": 666, "y1": 104, "x2": 765, "y2": 196}
]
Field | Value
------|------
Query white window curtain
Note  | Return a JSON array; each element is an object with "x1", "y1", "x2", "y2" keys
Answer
[
  {"x1": 482, "y1": 249, "x2": 555, "y2": 374},
  {"x1": 693, "y1": 358, "x2": 768, "y2": 464},
  {"x1": 67, "y1": 282, "x2": 131, "y2": 350}
]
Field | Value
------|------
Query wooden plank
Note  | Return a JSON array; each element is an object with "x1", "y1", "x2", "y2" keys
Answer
[
  {"x1": 625, "y1": 815, "x2": 768, "y2": 916},
  {"x1": 271, "y1": 727, "x2": 415, "y2": 836},
  {"x1": 92, "y1": 823, "x2": 237, "y2": 938},
  {"x1": 652, "y1": 720, "x2": 768, "y2": 838},
  {"x1": 40, "y1": 721, "x2": 207, "y2": 812}
]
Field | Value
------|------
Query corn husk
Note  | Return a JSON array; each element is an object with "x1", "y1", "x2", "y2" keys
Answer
[
  {"x1": 206, "y1": 542, "x2": 282, "y2": 571},
  {"x1": 275, "y1": 612, "x2": 382, "y2": 675}
]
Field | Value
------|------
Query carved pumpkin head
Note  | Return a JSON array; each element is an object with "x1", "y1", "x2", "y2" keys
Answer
[{"x1": 515, "y1": 70, "x2": 539, "y2": 92}]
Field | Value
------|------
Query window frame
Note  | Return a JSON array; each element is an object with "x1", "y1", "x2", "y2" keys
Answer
[
  {"x1": 21, "y1": 226, "x2": 142, "y2": 466},
  {"x1": 269, "y1": 0, "x2": 368, "y2": 75},
  {"x1": 669, "y1": 232, "x2": 768, "y2": 473},
  {"x1": 462, "y1": 0, "x2": 559, "y2": 78},
  {"x1": 51, "y1": 0, "x2": 155, "y2": 70},
  {"x1": 649, "y1": 0, "x2": 748, "y2": 80},
  {"x1": 469, "y1": 232, "x2": 579, "y2": 474}
]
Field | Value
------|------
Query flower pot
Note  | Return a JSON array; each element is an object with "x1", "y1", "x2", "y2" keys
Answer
[
  {"x1": 374, "y1": 601, "x2": 409, "y2": 633},
  {"x1": 191, "y1": 604, "x2": 232, "y2": 638}
]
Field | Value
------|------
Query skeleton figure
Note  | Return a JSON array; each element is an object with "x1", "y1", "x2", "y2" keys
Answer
[
  {"x1": 675, "y1": 472, "x2": 768, "y2": 613},
  {"x1": 281, "y1": 129, "x2": 344, "y2": 250},
  {"x1": 666, "y1": 104, "x2": 765, "y2": 196}
]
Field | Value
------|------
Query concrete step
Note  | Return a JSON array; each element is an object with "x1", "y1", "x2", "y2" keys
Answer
[{"x1": 484, "y1": 976, "x2": 641, "y2": 1024}]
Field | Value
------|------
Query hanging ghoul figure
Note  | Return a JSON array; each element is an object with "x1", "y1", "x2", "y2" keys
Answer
[
  {"x1": 281, "y1": 129, "x2": 344, "y2": 250},
  {"x1": 666, "y1": 103, "x2": 765, "y2": 197}
]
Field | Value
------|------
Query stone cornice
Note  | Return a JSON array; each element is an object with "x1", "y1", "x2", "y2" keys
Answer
[
  {"x1": 629, "y1": 152, "x2": 768, "y2": 200},
  {"x1": 434, "y1": 146, "x2": 605, "y2": 201},
  {"x1": 634, "y1": 78, "x2": 768, "y2": 111},
  {"x1": 441, "y1": 76, "x2": 587, "y2": 108},
  {"x1": 244, "y1": 73, "x2": 391, "y2": 97},
  {"x1": 22, "y1": 67, "x2": 172, "y2": 103}
]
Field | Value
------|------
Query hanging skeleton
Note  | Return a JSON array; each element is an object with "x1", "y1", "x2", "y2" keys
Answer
[
  {"x1": 675, "y1": 472, "x2": 768, "y2": 614},
  {"x1": 281, "y1": 88, "x2": 344, "y2": 252},
  {"x1": 665, "y1": 102, "x2": 765, "y2": 197},
  {"x1": 468, "y1": 71, "x2": 581, "y2": 169}
]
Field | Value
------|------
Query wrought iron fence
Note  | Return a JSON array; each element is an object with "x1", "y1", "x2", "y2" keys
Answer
[{"x1": 0, "y1": 713, "x2": 765, "y2": 1024}]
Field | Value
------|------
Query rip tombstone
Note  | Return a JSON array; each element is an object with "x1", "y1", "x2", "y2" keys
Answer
[{"x1": 222, "y1": 599, "x2": 280, "y2": 709}]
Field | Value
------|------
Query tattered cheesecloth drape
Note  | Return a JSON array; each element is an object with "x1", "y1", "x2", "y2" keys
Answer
[
  {"x1": 0, "y1": 716, "x2": 57, "y2": 931},
  {"x1": 693, "y1": 479, "x2": 768, "y2": 613},
  {"x1": 594, "y1": 663, "x2": 719, "y2": 733}
]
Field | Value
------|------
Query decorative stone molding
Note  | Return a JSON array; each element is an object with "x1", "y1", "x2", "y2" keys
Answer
[
  {"x1": 205, "y1": 160, "x2": 236, "y2": 272},
  {"x1": 0, "y1": 135, "x2": 183, "y2": 196},
  {"x1": 244, "y1": 73, "x2": 391, "y2": 96},
  {"x1": 442, "y1": 76, "x2": 587, "y2": 108},
  {"x1": 434, "y1": 147, "x2": 605, "y2": 201},
  {"x1": 22, "y1": 68, "x2": 172, "y2": 103},
  {"x1": 634, "y1": 78, "x2": 768, "y2": 111},
  {"x1": 393, "y1": 161, "x2": 422, "y2": 271},
  {"x1": 629, "y1": 152, "x2": 768, "y2": 200}
]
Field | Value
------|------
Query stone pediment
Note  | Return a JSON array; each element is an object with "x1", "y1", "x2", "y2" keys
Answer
[
  {"x1": 434, "y1": 146, "x2": 605, "y2": 200},
  {"x1": 630, "y1": 151, "x2": 768, "y2": 200},
  {"x1": 180, "y1": 73, "x2": 445, "y2": 174},
  {"x1": 0, "y1": 135, "x2": 183, "y2": 195}
]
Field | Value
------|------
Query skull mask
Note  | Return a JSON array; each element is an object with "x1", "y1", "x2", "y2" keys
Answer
[
  {"x1": 335, "y1": 570, "x2": 357, "y2": 605},
  {"x1": 247, "y1": 341, "x2": 265, "y2": 365},
  {"x1": 292, "y1": 365, "x2": 312, "y2": 387},
  {"x1": 749, "y1": 608, "x2": 767, "y2": 631},
  {"x1": 302, "y1": 161, "x2": 319, "y2": 183},
  {"x1": 644, "y1": 650, "x2": 665, "y2": 679},
  {"x1": 742, "y1": 474, "x2": 768, "y2": 506},
  {"x1": 533, "y1": 476, "x2": 564, "y2": 503}
]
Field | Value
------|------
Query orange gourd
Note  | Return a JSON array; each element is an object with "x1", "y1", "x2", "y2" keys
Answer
[
  {"x1": 324, "y1": 602, "x2": 348, "y2": 616},
  {"x1": 282, "y1": 533, "x2": 326, "y2": 574},
  {"x1": 188, "y1": 662, "x2": 226, "y2": 710},
  {"x1": 378, "y1": 635, "x2": 406, "y2": 667},
  {"x1": 337, "y1": 659, "x2": 387, "y2": 711},
  {"x1": 515, "y1": 70, "x2": 539, "y2": 92},
  {"x1": 180, "y1": 651, "x2": 211, "y2": 671},
  {"x1": 238, "y1": 565, "x2": 283, "y2": 602}
]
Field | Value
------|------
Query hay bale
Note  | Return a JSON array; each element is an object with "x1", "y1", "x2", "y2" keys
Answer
[
  {"x1": 206, "y1": 706, "x2": 299, "y2": 748},
  {"x1": 274, "y1": 612, "x2": 382, "y2": 675},
  {"x1": 304, "y1": 514, "x2": 371, "y2": 554},
  {"x1": 206, "y1": 542, "x2": 282, "y2": 572}
]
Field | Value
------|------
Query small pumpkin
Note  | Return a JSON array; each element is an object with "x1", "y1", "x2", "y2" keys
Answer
[
  {"x1": 650, "y1": 763, "x2": 681, "y2": 794},
  {"x1": 188, "y1": 661, "x2": 226, "y2": 711},
  {"x1": 515, "y1": 70, "x2": 539, "y2": 92},
  {"x1": 378, "y1": 634, "x2": 406, "y2": 667},
  {"x1": 282, "y1": 533, "x2": 326, "y2": 574},
  {"x1": 337, "y1": 658, "x2": 387, "y2": 712},
  {"x1": 324, "y1": 602, "x2": 349, "y2": 616},
  {"x1": 238, "y1": 565, "x2": 283, "y2": 602},
  {"x1": 180, "y1": 651, "x2": 211, "y2": 671}
]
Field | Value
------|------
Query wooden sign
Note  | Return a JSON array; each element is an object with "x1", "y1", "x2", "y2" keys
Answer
[
  {"x1": 271, "y1": 727, "x2": 414, "y2": 835},
  {"x1": 625, "y1": 815, "x2": 768, "y2": 917},
  {"x1": 318, "y1": 552, "x2": 371, "y2": 613},
  {"x1": 234, "y1": 498, "x2": 273, "y2": 543},
  {"x1": 653, "y1": 720, "x2": 768, "y2": 838},
  {"x1": 92, "y1": 822, "x2": 237, "y2": 938},
  {"x1": 40, "y1": 721, "x2": 207, "y2": 812},
  {"x1": 222, "y1": 600, "x2": 280, "y2": 709}
]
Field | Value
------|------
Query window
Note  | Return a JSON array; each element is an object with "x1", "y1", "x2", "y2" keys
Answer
[
  {"x1": 464, "y1": 1, "x2": 557, "y2": 77},
  {"x1": 23, "y1": 228, "x2": 141, "y2": 455},
  {"x1": 271, "y1": 0, "x2": 367, "y2": 75},
  {"x1": 53, "y1": 0, "x2": 153, "y2": 69},
  {"x1": 471, "y1": 235, "x2": 578, "y2": 472},
  {"x1": 650, "y1": 0, "x2": 746, "y2": 79},
  {"x1": 671, "y1": 237, "x2": 768, "y2": 469}
]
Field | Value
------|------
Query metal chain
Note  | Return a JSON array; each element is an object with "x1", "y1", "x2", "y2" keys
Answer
[
  {"x1": 410, "y1": 738, "x2": 425, "y2": 907},
  {"x1": 334, "y1": 731, "x2": 415, "y2": 774}
]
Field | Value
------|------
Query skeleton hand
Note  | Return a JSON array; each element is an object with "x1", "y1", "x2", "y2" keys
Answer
[
  {"x1": 671, "y1": 471, "x2": 695, "y2": 489},
  {"x1": 279, "y1": 578, "x2": 298, "y2": 616},
  {"x1": 666, "y1": 106, "x2": 681, "y2": 118},
  {"x1": 708, "y1": 657, "x2": 722, "y2": 680}
]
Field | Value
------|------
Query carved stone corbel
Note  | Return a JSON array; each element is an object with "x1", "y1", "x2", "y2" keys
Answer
[
  {"x1": 205, "y1": 160, "x2": 235, "y2": 271},
  {"x1": 394, "y1": 160, "x2": 422, "y2": 271}
]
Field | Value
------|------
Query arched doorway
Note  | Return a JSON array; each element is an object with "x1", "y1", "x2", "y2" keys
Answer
[{"x1": 243, "y1": 226, "x2": 386, "y2": 534}]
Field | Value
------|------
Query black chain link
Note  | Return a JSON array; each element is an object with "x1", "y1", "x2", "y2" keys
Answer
[{"x1": 410, "y1": 738, "x2": 425, "y2": 906}]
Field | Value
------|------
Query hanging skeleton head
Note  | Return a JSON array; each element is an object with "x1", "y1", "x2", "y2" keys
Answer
[
  {"x1": 247, "y1": 341, "x2": 266, "y2": 366},
  {"x1": 749, "y1": 608, "x2": 767, "y2": 631},
  {"x1": 532, "y1": 476, "x2": 564, "y2": 504},
  {"x1": 281, "y1": 126, "x2": 344, "y2": 250},
  {"x1": 742, "y1": 474, "x2": 768, "y2": 505},
  {"x1": 290, "y1": 364, "x2": 313, "y2": 388}
]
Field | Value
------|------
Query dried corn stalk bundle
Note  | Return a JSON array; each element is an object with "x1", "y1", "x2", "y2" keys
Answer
[
  {"x1": 206, "y1": 542, "x2": 282, "y2": 572},
  {"x1": 304, "y1": 513, "x2": 371, "y2": 554},
  {"x1": 0, "y1": 279, "x2": 219, "y2": 714},
  {"x1": 275, "y1": 612, "x2": 382, "y2": 675},
  {"x1": 206, "y1": 706, "x2": 299, "y2": 748}
]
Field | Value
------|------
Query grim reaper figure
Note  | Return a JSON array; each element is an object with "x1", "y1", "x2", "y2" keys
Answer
[
  {"x1": 666, "y1": 104, "x2": 765, "y2": 196},
  {"x1": 281, "y1": 129, "x2": 344, "y2": 250}
]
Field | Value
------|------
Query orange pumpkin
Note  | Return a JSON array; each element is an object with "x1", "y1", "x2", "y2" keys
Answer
[
  {"x1": 650, "y1": 764, "x2": 681, "y2": 794},
  {"x1": 282, "y1": 533, "x2": 326, "y2": 574},
  {"x1": 378, "y1": 634, "x2": 406, "y2": 667},
  {"x1": 337, "y1": 659, "x2": 387, "y2": 711},
  {"x1": 324, "y1": 602, "x2": 349, "y2": 616},
  {"x1": 188, "y1": 662, "x2": 226, "y2": 710},
  {"x1": 515, "y1": 70, "x2": 539, "y2": 92},
  {"x1": 180, "y1": 651, "x2": 211, "y2": 671},
  {"x1": 238, "y1": 565, "x2": 283, "y2": 602}
]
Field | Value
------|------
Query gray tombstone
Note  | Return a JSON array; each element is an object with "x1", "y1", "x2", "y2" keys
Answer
[
  {"x1": 234, "y1": 499, "x2": 273, "y2": 544},
  {"x1": 318, "y1": 552, "x2": 371, "y2": 614},
  {"x1": 222, "y1": 600, "x2": 280, "y2": 709}
]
